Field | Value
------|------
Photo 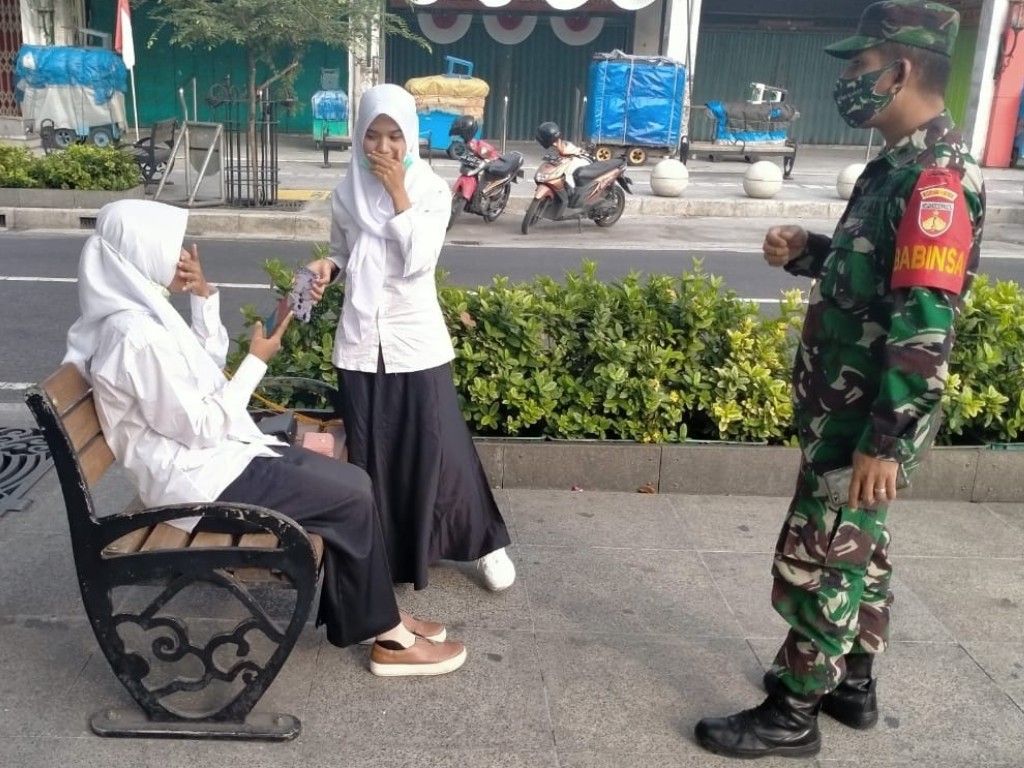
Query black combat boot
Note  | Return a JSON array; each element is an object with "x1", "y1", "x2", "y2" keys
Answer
[
  {"x1": 763, "y1": 653, "x2": 878, "y2": 730},
  {"x1": 694, "y1": 688, "x2": 822, "y2": 759}
]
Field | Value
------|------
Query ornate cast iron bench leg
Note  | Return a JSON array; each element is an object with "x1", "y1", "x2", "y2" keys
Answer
[{"x1": 85, "y1": 505, "x2": 319, "y2": 740}]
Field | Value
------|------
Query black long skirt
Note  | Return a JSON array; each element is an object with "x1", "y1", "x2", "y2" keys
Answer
[
  {"x1": 337, "y1": 357, "x2": 512, "y2": 590},
  {"x1": 215, "y1": 446, "x2": 401, "y2": 647}
]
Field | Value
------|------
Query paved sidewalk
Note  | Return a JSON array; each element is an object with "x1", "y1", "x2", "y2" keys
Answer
[
  {"x1": 1, "y1": 402, "x2": 1023, "y2": 768},
  {"x1": 3, "y1": 136, "x2": 1023, "y2": 240},
  {"x1": 279, "y1": 135, "x2": 1024, "y2": 219}
]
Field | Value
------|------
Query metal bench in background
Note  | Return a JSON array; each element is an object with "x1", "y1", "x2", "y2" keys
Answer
[{"x1": 125, "y1": 118, "x2": 178, "y2": 189}]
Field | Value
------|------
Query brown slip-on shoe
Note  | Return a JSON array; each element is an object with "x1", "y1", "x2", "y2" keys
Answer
[
  {"x1": 370, "y1": 637, "x2": 467, "y2": 677},
  {"x1": 399, "y1": 610, "x2": 446, "y2": 642},
  {"x1": 358, "y1": 612, "x2": 447, "y2": 645}
]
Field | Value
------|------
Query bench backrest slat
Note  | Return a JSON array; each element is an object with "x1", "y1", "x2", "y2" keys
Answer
[
  {"x1": 43, "y1": 364, "x2": 92, "y2": 419},
  {"x1": 62, "y1": 395, "x2": 106, "y2": 453},
  {"x1": 42, "y1": 365, "x2": 117, "y2": 489},
  {"x1": 25, "y1": 364, "x2": 112, "y2": 564},
  {"x1": 78, "y1": 433, "x2": 117, "y2": 488},
  {"x1": 151, "y1": 119, "x2": 176, "y2": 146}
]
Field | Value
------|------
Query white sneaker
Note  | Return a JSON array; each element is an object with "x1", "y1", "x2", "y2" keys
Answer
[{"x1": 475, "y1": 548, "x2": 516, "y2": 591}]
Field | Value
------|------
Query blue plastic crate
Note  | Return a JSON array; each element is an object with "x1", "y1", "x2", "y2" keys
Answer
[
  {"x1": 444, "y1": 56, "x2": 474, "y2": 78},
  {"x1": 418, "y1": 110, "x2": 481, "y2": 152}
]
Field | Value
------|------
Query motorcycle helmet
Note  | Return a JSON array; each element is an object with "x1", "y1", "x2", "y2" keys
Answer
[
  {"x1": 535, "y1": 121, "x2": 562, "y2": 149},
  {"x1": 449, "y1": 115, "x2": 478, "y2": 142}
]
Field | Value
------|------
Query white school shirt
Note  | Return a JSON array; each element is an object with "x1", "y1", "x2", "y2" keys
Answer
[
  {"x1": 88, "y1": 292, "x2": 283, "y2": 524},
  {"x1": 327, "y1": 183, "x2": 456, "y2": 373}
]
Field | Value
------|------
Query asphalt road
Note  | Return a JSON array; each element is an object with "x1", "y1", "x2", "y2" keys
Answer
[{"x1": 1, "y1": 232, "x2": 1021, "y2": 399}]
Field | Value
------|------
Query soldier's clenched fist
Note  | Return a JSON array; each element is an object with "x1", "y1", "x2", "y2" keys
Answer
[{"x1": 763, "y1": 225, "x2": 808, "y2": 267}]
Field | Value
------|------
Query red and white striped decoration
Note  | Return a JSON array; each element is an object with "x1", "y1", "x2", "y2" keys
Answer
[
  {"x1": 549, "y1": 15, "x2": 605, "y2": 46},
  {"x1": 482, "y1": 14, "x2": 538, "y2": 45},
  {"x1": 410, "y1": 0, "x2": 654, "y2": 6},
  {"x1": 545, "y1": 0, "x2": 589, "y2": 9},
  {"x1": 416, "y1": 12, "x2": 473, "y2": 45}
]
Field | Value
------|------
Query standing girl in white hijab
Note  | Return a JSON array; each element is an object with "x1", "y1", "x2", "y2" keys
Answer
[
  {"x1": 65, "y1": 200, "x2": 467, "y2": 676},
  {"x1": 306, "y1": 84, "x2": 515, "y2": 592}
]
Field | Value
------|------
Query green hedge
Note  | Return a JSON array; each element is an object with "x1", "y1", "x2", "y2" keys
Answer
[
  {"x1": 944, "y1": 276, "x2": 1024, "y2": 443},
  {"x1": 230, "y1": 258, "x2": 1024, "y2": 446},
  {"x1": 0, "y1": 144, "x2": 140, "y2": 190}
]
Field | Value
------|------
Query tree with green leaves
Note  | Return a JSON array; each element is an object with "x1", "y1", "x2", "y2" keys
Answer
[{"x1": 140, "y1": 0, "x2": 425, "y2": 203}]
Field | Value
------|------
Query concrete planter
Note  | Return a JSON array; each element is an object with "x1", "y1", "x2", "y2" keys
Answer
[
  {"x1": 661, "y1": 443, "x2": 798, "y2": 496},
  {"x1": 472, "y1": 439, "x2": 1024, "y2": 502},
  {"x1": 0, "y1": 186, "x2": 145, "y2": 209}
]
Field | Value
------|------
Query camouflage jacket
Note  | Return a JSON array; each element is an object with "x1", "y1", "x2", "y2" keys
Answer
[{"x1": 784, "y1": 110, "x2": 985, "y2": 464}]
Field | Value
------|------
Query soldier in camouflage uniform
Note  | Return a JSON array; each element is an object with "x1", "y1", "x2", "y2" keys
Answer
[{"x1": 695, "y1": 1, "x2": 985, "y2": 759}]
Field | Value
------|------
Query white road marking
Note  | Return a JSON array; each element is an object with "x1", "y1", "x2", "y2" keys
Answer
[
  {"x1": 0, "y1": 276, "x2": 273, "y2": 289},
  {"x1": 0, "y1": 382, "x2": 35, "y2": 390}
]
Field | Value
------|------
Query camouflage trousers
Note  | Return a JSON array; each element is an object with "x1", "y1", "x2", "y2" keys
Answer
[{"x1": 768, "y1": 462, "x2": 894, "y2": 697}]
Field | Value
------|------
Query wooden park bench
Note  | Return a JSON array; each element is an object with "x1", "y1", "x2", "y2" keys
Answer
[
  {"x1": 24, "y1": 364, "x2": 344, "y2": 741},
  {"x1": 125, "y1": 118, "x2": 178, "y2": 188}
]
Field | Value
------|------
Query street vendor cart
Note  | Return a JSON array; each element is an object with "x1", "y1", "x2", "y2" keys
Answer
[
  {"x1": 585, "y1": 50, "x2": 687, "y2": 166},
  {"x1": 312, "y1": 68, "x2": 349, "y2": 150},
  {"x1": 405, "y1": 56, "x2": 487, "y2": 153},
  {"x1": 312, "y1": 67, "x2": 352, "y2": 167},
  {"x1": 15, "y1": 44, "x2": 127, "y2": 150},
  {"x1": 680, "y1": 82, "x2": 800, "y2": 178}
]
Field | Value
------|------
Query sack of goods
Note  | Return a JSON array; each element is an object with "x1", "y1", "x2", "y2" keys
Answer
[
  {"x1": 705, "y1": 101, "x2": 799, "y2": 146},
  {"x1": 405, "y1": 75, "x2": 489, "y2": 118}
]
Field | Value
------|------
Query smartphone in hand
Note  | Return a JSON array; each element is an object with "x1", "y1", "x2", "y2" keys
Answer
[
  {"x1": 264, "y1": 295, "x2": 290, "y2": 335},
  {"x1": 288, "y1": 266, "x2": 318, "y2": 323},
  {"x1": 822, "y1": 464, "x2": 910, "y2": 507}
]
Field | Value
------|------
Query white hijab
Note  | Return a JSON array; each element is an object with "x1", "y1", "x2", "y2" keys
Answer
[
  {"x1": 63, "y1": 200, "x2": 223, "y2": 388},
  {"x1": 337, "y1": 83, "x2": 439, "y2": 342}
]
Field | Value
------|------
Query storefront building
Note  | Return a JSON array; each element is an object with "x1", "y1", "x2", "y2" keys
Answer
[{"x1": 2, "y1": 0, "x2": 1022, "y2": 164}]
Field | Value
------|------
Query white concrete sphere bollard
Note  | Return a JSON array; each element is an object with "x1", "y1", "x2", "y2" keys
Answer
[
  {"x1": 743, "y1": 161, "x2": 784, "y2": 199},
  {"x1": 836, "y1": 162, "x2": 866, "y2": 200},
  {"x1": 650, "y1": 158, "x2": 690, "y2": 197}
]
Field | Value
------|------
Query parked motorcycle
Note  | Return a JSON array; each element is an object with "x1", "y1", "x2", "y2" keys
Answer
[
  {"x1": 447, "y1": 115, "x2": 524, "y2": 230},
  {"x1": 521, "y1": 121, "x2": 632, "y2": 236}
]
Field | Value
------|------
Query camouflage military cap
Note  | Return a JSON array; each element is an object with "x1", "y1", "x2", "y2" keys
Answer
[{"x1": 825, "y1": 0, "x2": 960, "y2": 59}]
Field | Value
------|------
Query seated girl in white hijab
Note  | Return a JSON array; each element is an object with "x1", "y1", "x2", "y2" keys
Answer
[
  {"x1": 305, "y1": 84, "x2": 516, "y2": 594},
  {"x1": 63, "y1": 199, "x2": 467, "y2": 677}
]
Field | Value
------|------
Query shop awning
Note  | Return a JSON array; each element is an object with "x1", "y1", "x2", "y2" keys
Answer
[{"x1": 406, "y1": 0, "x2": 656, "y2": 45}]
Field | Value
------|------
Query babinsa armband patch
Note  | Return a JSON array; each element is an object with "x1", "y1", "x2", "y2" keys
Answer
[{"x1": 891, "y1": 168, "x2": 971, "y2": 294}]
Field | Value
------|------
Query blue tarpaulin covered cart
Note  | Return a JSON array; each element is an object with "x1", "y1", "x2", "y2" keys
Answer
[
  {"x1": 681, "y1": 83, "x2": 800, "y2": 179},
  {"x1": 585, "y1": 50, "x2": 686, "y2": 166},
  {"x1": 15, "y1": 44, "x2": 127, "y2": 149}
]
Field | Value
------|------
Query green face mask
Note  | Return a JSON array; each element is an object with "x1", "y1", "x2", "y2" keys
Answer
[
  {"x1": 833, "y1": 62, "x2": 900, "y2": 128},
  {"x1": 147, "y1": 279, "x2": 171, "y2": 300},
  {"x1": 359, "y1": 154, "x2": 414, "y2": 170}
]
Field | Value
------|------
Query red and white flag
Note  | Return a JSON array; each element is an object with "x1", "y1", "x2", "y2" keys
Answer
[{"x1": 115, "y1": 0, "x2": 135, "y2": 70}]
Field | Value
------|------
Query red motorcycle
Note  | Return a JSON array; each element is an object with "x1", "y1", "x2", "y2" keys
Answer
[
  {"x1": 447, "y1": 116, "x2": 524, "y2": 230},
  {"x1": 521, "y1": 121, "x2": 631, "y2": 235}
]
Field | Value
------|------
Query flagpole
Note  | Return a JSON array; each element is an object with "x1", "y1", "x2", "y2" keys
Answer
[
  {"x1": 129, "y1": 68, "x2": 140, "y2": 142},
  {"x1": 116, "y1": 0, "x2": 138, "y2": 142}
]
